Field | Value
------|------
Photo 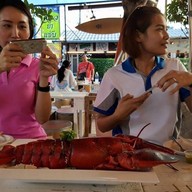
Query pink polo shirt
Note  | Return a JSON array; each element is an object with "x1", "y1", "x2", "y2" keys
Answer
[{"x1": 0, "y1": 55, "x2": 47, "y2": 139}]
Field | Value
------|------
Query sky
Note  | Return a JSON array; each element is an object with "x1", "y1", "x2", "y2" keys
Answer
[{"x1": 157, "y1": 0, "x2": 172, "y2": 13}]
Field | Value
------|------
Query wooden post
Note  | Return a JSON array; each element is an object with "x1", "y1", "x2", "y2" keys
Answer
[{"x1": 189, "y1": 0, "x2": 192, "y2": 72}]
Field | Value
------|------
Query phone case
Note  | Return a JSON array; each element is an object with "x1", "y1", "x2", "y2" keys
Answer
[{"x1": 10, "y1": 38, "x2": 47, "y2": 54}]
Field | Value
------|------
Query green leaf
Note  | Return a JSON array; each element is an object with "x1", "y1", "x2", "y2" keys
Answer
[
  {"x1": 166, "y1": 0, "x2": 188, "y2": 25},
  {"x1": 24, "y1": 0, "x2": 54, "y2": 37},
  {"x1": 60, "y1": 130, "x2": 77, "y2": 141}
]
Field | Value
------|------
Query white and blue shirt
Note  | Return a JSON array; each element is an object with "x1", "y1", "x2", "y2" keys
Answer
[
  {"x1": 51, "y1": 69, "x2": 77, "y2": 92},
  {"x1": 93, "y1": 56, "x2": 190, "y2": 144}
]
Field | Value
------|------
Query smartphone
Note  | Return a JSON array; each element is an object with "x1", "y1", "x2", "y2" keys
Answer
[
  {"x1": 145, "y1": 85, "x2": 158, "y2": 94},
  {"x1": 10, "y1": 38, "x2": 47, "y2": 54}
]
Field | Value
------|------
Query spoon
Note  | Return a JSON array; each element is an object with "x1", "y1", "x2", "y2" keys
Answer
[{"x1": 171, "y1": 136, "x2": 185, "y2": 152}]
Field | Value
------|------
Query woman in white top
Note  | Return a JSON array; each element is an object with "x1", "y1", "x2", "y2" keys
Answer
[{"x1": 51, "y1": 60, "x2": 77, "y2": 92}]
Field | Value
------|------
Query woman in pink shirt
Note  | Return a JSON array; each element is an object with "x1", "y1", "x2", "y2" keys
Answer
[{"x1": 0, "y1": 0, "x2": 58, "y2": 138}]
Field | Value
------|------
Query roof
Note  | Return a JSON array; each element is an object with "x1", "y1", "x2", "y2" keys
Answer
[
  {"x1": 168, "y1": 27, "x2": 188, "y2": 38},
  {"x1": 60, "y1": 27, "x2": 189, "y2": 43},
  {"x1": 61, "y1": 30, "x2": 120, "y2": 43}
]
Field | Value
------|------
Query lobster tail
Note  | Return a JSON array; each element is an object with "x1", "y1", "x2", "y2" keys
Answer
[
  {"x1": 0, "y1": 145, "x2": 15, "y2": 165},
  {"x1": 0, "y1": 139, "x2": 71, "y2": 169}
]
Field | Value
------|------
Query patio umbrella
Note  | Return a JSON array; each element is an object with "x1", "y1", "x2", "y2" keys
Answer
[{"x1": 75, "y1": 18, "x2": 123, "y2": 34}]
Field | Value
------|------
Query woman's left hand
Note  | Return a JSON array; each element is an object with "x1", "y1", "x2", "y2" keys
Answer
[
  {"x1": 39, "y1": 46, "x2": 58, "y2": 78},
  {"x1": 157, "y1": 70, "x2": 192, "y2": 94}
]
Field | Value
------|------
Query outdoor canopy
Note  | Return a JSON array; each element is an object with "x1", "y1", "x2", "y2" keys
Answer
[{"x1": 27, "y1": 0, "x2": 119, "y2": 5}]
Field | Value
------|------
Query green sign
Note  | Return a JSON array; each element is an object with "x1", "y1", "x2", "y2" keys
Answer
[{"x1": 41, "y1": 7, "x2": 60, "y2": 40}]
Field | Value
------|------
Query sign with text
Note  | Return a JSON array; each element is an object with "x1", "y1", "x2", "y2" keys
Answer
[
  {"x1": 41, "y1": 6, "x2": 60, "y2": 40},
  {"x1": 78, "y1": 43, "x2": 93, "y2": 51},
  {"x1": 96, "y1": 42, "x2": 108, "y2": 51}
]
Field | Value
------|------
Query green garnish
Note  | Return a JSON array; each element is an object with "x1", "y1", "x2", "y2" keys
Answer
[{"x1": 60, "y1": 130, "x2": 77, "y2": 141}]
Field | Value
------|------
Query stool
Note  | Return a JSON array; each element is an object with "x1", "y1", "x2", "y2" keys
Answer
[
  {"x1": 42, "y1": 120, "x2": 73, "y2": 139},
  {"x1": 52, "y1": 99, "x2": 74, "y2": 122}
]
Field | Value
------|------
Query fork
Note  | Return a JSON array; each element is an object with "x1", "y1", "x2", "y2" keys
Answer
[{"x1": 171, "y1": 136, "x2": 186, "y2": 152}]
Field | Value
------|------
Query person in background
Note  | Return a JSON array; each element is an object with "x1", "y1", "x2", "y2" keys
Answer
[
  {"x1": 184, "y1": 51, "x2": 189, "y2": 58},
  {"x1": 176, "y1": 50, "x2": 181, "y2": 58},
  {"x1": 51, "y1": 60, "x2": 77, "y2": 92},
  {"x1": 93, "y1": 6, "x2": 192, "y2": 145},
  {"x1": 77, "y1": 54, "x2": 95, "y2": 82},
  {"x1": 0, "y1": 0, "x2": 58, "y2": 139}
]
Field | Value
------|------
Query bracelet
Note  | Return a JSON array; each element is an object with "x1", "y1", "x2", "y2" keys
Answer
[{"x1": 37, "y1": 82, "x2": 50, "y2": 92}]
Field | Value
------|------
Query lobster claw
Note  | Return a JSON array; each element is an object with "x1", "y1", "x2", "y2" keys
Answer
[{"x1": 118, "y1": 149, "x2": 179, "y2": 171}]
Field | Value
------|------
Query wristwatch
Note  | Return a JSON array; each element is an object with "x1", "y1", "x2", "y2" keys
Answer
[{"x1": 37, "y1": 82, "x2": 50, "y2": 92}]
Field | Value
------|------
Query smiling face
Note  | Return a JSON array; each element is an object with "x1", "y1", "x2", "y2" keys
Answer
[
  {"x1": 0, "y1": 6, "x2": 30, "y2": 48},
  {"x1": 137, "y1": 14, "x2": 169, "y2": 57}
]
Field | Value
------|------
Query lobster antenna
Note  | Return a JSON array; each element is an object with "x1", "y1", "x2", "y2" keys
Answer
[
  {"x1": 136, "y1": 123, "x2": 151, "y2": 138},
  {"x1": 133, "y1": 123, "x2": 151, "y2": 148},
  {"x1": 166, "y1": 164, "x2": 179, "y2": 171}
]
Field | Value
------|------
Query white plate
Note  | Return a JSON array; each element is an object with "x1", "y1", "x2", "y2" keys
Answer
[
  {"x1": 163, "y1": 139, "x2": 192, "y2": 156},
  {"x1": 0, "y1": 168, "x2": 159, "y2": 185},
  {"x1": 0, "y1": 135, "x2": 14, "y2": 148}
]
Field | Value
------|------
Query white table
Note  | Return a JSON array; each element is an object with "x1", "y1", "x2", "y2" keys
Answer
[{"x1": 50, "y1": 91, "x2": 89, "y2": 137}]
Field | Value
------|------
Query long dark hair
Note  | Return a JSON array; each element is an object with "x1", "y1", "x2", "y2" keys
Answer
[
  {"x1": 122, "y1": 6, "x2": 163, "y2": 58},
  {"x1": 57, "y1": 60, "x2": 71, "y2": 83},
  {"x1": 0, "y1": 0, "x2": 34, "y2": 39}
]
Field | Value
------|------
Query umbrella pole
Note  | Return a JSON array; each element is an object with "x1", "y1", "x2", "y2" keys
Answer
[{"x1": 189, "y1": 0, "x2": 192, "y2": 72}]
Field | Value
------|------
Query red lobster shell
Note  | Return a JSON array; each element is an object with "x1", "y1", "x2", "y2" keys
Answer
[{"x1": 0, "y1": 135, "x2": 178, "y2": 171}]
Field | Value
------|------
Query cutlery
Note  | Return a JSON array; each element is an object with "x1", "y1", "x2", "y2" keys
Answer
[{"x1": 171, "y1": 136, "x2": 186, "y2": 152}]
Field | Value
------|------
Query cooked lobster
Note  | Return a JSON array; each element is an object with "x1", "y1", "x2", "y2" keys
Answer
[{"x1": 0, "y1": 135, "x2": 178, "y2": 171}]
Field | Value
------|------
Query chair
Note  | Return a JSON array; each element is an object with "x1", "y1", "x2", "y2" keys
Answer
[
  {"x1": 84, "y1": 93, "x2": 112, "y2": 137},
  {"x1": 84, "y1": 93, "x2": 97, "y2": 137},
  {"x1": 52, "y1": 99, "x2": 74, "y2": 122},
  {"x1": 42, "y1": 120, "x2": 73, "y2": 139}
]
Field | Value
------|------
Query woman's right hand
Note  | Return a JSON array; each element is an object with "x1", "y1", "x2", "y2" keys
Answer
[
  {"x1": 113, "y1": 92, "x2": 150, "y2": 121},
  {"x1": 0, "y1": 43, "x2": 26, "y2": 72}
]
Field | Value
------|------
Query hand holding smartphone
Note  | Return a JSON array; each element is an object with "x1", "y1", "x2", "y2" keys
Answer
[{"x1": 10, "y1": 38, "x2": 47, "y2": 54}]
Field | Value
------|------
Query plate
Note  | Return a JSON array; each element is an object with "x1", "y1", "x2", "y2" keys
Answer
[
  {"x1": 163, "y1": 139, "x2": 192, "y2": 156},
  {"x1": 0, "y1": 168, "x2": 159, "y2": 185},
  {"x1": 0, "y1": 135, "x2": 14, "y2": 148}
]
